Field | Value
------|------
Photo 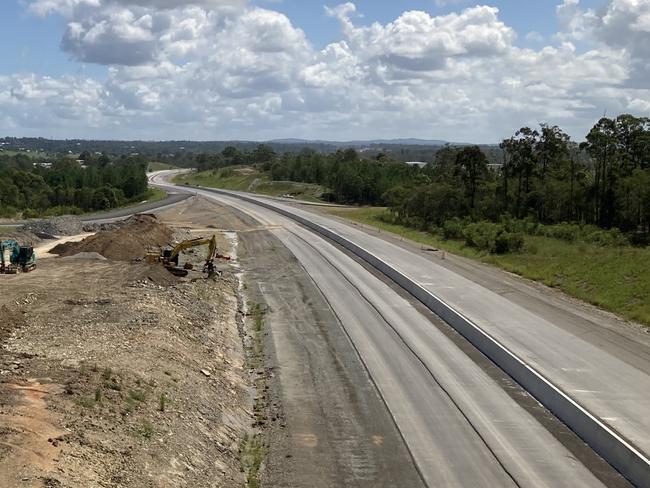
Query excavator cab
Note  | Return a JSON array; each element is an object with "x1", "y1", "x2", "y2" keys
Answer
[
  {"x1": 16, "y1": 246, "x2": 36, "y2": 272},
  {"x1": 1, "y1": 240, "x2": 36, "y2": 274}
]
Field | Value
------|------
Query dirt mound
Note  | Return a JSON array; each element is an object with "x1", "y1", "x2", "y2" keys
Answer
[
  {"x1": 130, "y1": 262, "x2": 181, "y2": 286},
  {"x1": 61, "y1": 252, "x2": 107, "y2": 261},
  {"x1": 24, "y1": 216, "x2": 84, "y2": 237},
  {"x1": 51, "y1": 214, "x2": 174, "y2": 261},
  {"x1": 0, "y1": 229, "x2": 41, "y2": 245}
]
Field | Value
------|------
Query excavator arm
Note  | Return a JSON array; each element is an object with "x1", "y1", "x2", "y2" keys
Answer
[
  {"x1": 162, "y1": 235, "x2": 229, "y2": 277},
  {"x1": 169, "y1": 236, "x2": 217, "y2": 262}
]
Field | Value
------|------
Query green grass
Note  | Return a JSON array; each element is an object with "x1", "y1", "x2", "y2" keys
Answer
[
  {"x1": 175, "y1": 167, "x2": 262, "y2": 192},
  {"x1": 142, "y1": 187, "x2": 167, "y2": 204},
  {"x1": 253, "y1": 180, "x2": 326, "y2": 202},
  {"x1": 176, "y1": 166, "x2": 327, "y2": 202},
  {"x1": 148, "y1": 161, "x2": 178, "y2": 172},
  {"x1": 325, "y1": 207, "x2": 650, "y2": 326},
  {"x1": 240, "y1": 434, "x2": 265, "y2": 488}
]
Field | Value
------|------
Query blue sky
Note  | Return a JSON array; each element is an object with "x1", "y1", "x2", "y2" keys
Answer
[
  {"x1": 1, "y1": 0, "x2": 605, "y2": 76},
  {"x1": 0, "y1": 0, "x2": 647, "y2": 142},
  {"x1": 0, "y1": 2, "x2": 101, "y2": 78},
  {"x1": 255, "y1": 0, "x2": 603, "y2": 47}
]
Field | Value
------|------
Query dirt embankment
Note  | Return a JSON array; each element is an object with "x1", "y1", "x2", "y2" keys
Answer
[
  {"x1": 51, "y1": 214, "x2": 174, "y2": 261},
  {"x1": 0, "y1": 208, "x2": 254, "y2": 488}
]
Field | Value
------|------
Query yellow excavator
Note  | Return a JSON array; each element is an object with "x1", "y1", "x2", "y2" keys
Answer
[{"x1": 148, "y1": 235, "x2": 229, "y2": 277}]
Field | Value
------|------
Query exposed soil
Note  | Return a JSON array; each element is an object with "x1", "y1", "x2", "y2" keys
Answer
[
  {"x1": 0, "y1": 201, "x2": 255, "y2": 488},
  {"x1": 51, "y1": 214, "x2": 175, "y2": 261}
]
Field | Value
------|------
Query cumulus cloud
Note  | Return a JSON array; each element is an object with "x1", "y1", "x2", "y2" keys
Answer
[
  {"x1": 324, "y1": 6, "x2": 515, "y2": 78},
  {"x1": 4, "y1": 0, "x2": 650, "y2": 141},
  {"x1": 29, "y1": 0, "x2": 244, "y2": 16},
  {"x1": 557, "y1": 0, "x2": 650, "y2": 85},
  {"x1": 1, "y1": 74, "x2": 109, "y2": 134},
  {"x1": 62, "y1": 8, "x2": 159, "y2": 65}
]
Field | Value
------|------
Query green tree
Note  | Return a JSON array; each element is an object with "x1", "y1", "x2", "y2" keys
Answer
[{"x1": 455, "y1": 146, "x2": 489, "y2": 210}]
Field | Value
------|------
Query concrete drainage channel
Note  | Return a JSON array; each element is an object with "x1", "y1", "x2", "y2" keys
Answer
[{"x1": 182, "y1": 185, "x2": 650, "y2": 487}]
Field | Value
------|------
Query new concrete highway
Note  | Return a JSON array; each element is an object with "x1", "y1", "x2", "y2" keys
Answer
[{"x1": 149, "y1": 171, "x2": 649, "y2": 487}]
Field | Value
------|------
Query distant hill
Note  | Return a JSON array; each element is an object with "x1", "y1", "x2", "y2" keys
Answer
[
  {"x1": 268, "y1": 138, "x2": 454, "y2": 147},
  {"x1": 0, "y1": 136, "x2": 499, "y2": 164}
]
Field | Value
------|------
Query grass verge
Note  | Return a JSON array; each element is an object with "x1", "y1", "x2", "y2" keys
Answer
[
  {"x1": 142, "y1": 187, "x2": 167, "y2": 204},
  {"x1": 325, "y1": 207, "x2": 650, "y2": 326},
  {"x1": 148, "y1": 162, "x2": 179, "y2": 172},
  {"x1": 175, "y1": 166, "x2": 327, "y2": 203},
  {"x1": 240, "y1": 434, "x2": 265, "y2": 488},
  {"x1": 239, "y1": 300, "x2": 268, "y2": 487}
]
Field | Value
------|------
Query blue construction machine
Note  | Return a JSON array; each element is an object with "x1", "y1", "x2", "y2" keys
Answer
[{"x1": 0, "y1": 240, "x2": 37, "y2": 274}]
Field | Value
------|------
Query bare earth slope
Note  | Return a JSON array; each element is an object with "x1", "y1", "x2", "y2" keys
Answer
[{"x1": 0, "y1": 210, "x2": 252, "y2": 488}]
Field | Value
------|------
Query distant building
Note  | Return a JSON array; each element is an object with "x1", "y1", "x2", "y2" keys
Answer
[{"x1": 405, "y1": 161, "x2": 428, "y2": 168}]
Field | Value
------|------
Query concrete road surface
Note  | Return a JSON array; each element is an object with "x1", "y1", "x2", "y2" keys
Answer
[{"x1": 150, "y1": 171, "x2": 635, "y2": 487}]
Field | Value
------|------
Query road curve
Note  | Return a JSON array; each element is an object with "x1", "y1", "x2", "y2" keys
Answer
[
  {"x1": 150, "y1": 171, "x2": 618, "y2": 487},
  {"x1": 152, "y1": 170, "x2": 650, "y2": 487}
]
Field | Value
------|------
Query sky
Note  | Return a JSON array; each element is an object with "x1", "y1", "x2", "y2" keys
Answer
[{"x1": 0, "y1": 0, "x2": 648, "y2": 143}]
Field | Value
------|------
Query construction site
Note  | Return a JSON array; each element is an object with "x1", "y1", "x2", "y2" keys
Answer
[
  {"x1": 0, "y1": 198, "x2": 267, "y2": 488},
  {"x1": 3, "y1": 179, "x2": 650, "y2": 488}
]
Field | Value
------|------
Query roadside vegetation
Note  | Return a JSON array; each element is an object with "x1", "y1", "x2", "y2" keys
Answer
[
  {"x1": 0, "y1": 151, "x2": 152, "y2": 218},
  {"x1": 327, "y1": 206, "x2": 650, "y2": 325},
  {"x1": 239, "y1": 301, "x2": 269, "y2": 487},
  {"x1": 147, "y1": 161, "x2": 178, "y2": 172},
  {"x1": 176, "y1": 165, "x2": 327, "y2": 202},
  {"x1": 175, "y1": 113, "x2": 650, "y2": 325}
]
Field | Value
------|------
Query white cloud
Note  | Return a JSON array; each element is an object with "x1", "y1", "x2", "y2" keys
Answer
[
  {"x1": 5, "y1": 0, "x2": 650, "y2": 141},
  {"x1": 29, "y1": 0, "x2": 244, "y2": 16},
  {"x1": 525, "y1": 31, "x2": 543, "y2": 43},
  {"x1": 29, "y1": 0, "x2": 101, "y2": 17},
  {"x1": 1, "y1": 74, "x2": 109, "y2": 132},
  {"x1": 557, "y1": 0, "x2": 650, "y2": 86}
]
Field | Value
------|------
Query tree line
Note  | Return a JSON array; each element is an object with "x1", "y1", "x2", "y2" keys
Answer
[
  {"x1": 0, "y1": 153, "x2": 149, "y2": 217},
  {"x1": 192, "y1": 114, "x2": 650, "y2": 250}
]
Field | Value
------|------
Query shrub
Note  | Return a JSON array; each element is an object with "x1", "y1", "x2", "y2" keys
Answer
[
  {"x1": 377, "y1": 210, "x2": 397, "y2": 225},
  {"x1": 584, "y1": 228, "x2": 629, "y2": 247},
  {"x1": 23, "y1": 208, "x2": 40, "y2": 219},
  {"x1": 539, "y1": 223, "x2": 582, "y2": 242},
  {"x1": 462, "y1": 221, "x2": 524, "y2": 254},
  {"x1": 0, "y1": 206, "x2": 18, "y2": 218},
  {"x1": 495, "y1": 231, "x2": 525, "y2": 254},
  {"x1": 464, "y1": 221, "x2": 501, "y2": 252},
  {"x1": 442, "y1": 218, "x2": 465, "y2": 240},
  {"x1": 501, "y1": 216, "x2": 539, "y2": 236},
  {"x1": 43, "y1": 205, "x2": 82, "y2": 217}
]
